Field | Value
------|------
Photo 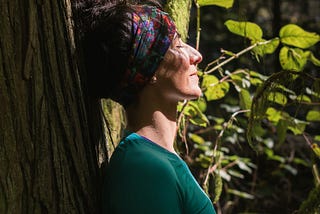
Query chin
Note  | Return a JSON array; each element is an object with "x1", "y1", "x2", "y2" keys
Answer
[{"x1": 184, "y1": 89, "x2": 202, "y2": 100}]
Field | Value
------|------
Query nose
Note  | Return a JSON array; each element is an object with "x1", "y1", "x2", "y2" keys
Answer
[{"x1": 187, "y1": 45, "x2": 202, "y2": 65}]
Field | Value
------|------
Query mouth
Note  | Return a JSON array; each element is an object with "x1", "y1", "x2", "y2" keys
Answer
[
  {"x1": 189, "y1": 72, "x2": 199, "y2": 81},
  {"x1": 190, "y1": 71, "x2": 198, "y2": 76}
]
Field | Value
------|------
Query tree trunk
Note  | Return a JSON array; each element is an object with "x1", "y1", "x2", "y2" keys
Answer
[
  {"x1": 165, "y1": 0, "x2": 193, "y2": 41},
  {"x1": 0, "y1": 0, "x2": 100, "y2": 213}
]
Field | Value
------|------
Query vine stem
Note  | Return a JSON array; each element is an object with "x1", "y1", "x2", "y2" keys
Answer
[
  {"x1": 194, "y1": 1, "x2": 201, "y2": 50},
  {"x1": 176, "y1": 100, "x2": 190, "y2": 154},
  {"x1": 204, "y1": 40, "x2": 272, "y2": 74},
  {"x1": 202, "y1": 109, "x2": 250, "y2": 188}
]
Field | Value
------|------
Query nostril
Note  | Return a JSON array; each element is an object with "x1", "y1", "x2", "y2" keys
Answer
[
  {"x1": 191, "y1": 52, "x2": 202, "y2": 65},
  {"x1": 196, "y1": 53, "x2": 202, "y2": 64}
]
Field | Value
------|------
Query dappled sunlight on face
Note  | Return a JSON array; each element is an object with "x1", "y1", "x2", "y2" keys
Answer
[{"x1": 153, "y1": 35, "x2": 203, "y2": 102}]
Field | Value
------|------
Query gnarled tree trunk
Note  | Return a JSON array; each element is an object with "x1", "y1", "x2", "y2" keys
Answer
[
  {"x1": 0, "y1": 0, "x2": 194, "y2": 213},
  {"x1": 0, "y1": 0, "x2": 99, "y2": 213}
]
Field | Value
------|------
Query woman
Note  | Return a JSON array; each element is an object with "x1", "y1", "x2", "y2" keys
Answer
[{"x1": 82, "y1": 1, "x2": 216, "y2": 213}]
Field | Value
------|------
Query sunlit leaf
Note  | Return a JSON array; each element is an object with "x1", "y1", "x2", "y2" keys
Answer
[
  {"x1": 306, "y1": 87, "x2": 320, "y2": 98},
  {"x1": 249, "y1": 70, "x2": 267, "y2": 86},
  {"x1": 277, "y1": 119, "x2": 288, "y2": 145},
  {"x1": 253, "y1": 38, "x2": 280, "y2": 57},
  {"x1": 309, "y1": 52, "x2": 320, "y2": 66},
  {"x1": 266, "y1": 107, "x2": 282, "y2": 123},
  {"x1": 267, "y1": 92, "x2": 287, "y2": 106},
  {"x1": 190, "y1": 97, "x2": 207, "y2": 112},
  {"x1": 197, "y1": 0, "x2": 234, "y2": 8},
  {"x1": 228, "y1": 169, "x2": 244, "y2": 179},
  {"x1": 196, "y1": 154, "x2": 211, "y2": 168},
  {"x1": 295, "y1": 94, "x2": 311, "y2": 103},
  {"x1": 201, "y1": 74, "x2": 230, "y2": 101},
  {"x1": 306, "y1": 110, "x2": 320, "y2": 122},
  {"x1": 239, "y1": 89, "x2": 252, "y2": 111},
  {"x1": 279, "y1": 47, "x2": 310, "y2": 71},
  {"x1": 182, "y1": 101, "x2": 210, "y2": 127},
  {"x1": 265, "y1": 148, "x2": 285, "y2": 163},
  {"x1": 237, "y1": 160, "x2": 252, "y2": 174},
  {"x1": 249, "y1": 70, "x2": 268, "y2": 80},
  {"x1": 280, "y1": 164, "x2": 297, "y2": 175},
  {"x1": 219, "y1": 170, "x2": 231, "y2": 181},
  {"x1": 287, "y1": 118, "x2": 308, "y2": 135},
  {"x1": 225, "y1": 20, "x2": 263, "y2": 41},
  {"x1": 293, "y1": 158, "x2": 310, "y2": 167},
  {"x1": 280, "y1": 24, "x2": 320, "y2": 49},
  {"x1": 227, "y1": 189, "x2": 254, "y2": 199},
  {"x1": 312, "y1": 144, "x2": 320, "y2": 158}
]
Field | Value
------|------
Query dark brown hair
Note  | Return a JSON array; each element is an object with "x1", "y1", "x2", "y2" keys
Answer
[{"x1": 75, "y1": 0, "x2": 164, "y2": 99}]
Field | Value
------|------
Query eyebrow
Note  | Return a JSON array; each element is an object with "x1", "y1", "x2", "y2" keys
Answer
[{"x1": 174, "y1": 32, "x2": 181, "y2": 39}]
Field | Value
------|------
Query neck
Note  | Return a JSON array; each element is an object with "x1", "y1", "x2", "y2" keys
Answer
[{"x1": 126, "y1": 99, "x2": 178, "y2": 153}]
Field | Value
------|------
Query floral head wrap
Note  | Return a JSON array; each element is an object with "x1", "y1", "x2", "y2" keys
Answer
[{"x1": 116, "y1": 5, "x2": 177, "y2": 107}]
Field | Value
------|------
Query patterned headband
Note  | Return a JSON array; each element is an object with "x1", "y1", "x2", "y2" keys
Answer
[{"x1": 116, "y1": 5, "x2": 177, "y2": 107}]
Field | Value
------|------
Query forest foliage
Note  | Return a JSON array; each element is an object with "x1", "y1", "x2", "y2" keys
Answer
[{"x1": 174, "y1": 0, "x2": 320, "y2": 213}]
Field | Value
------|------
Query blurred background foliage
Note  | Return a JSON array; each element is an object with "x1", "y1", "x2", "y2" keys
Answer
[{"x1": 175, "y1": 0, "x2": 320, "y2": 213}]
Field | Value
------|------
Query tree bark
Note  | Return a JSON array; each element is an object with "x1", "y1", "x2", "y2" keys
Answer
[
  {"x1": 0, "y1": 0, "x2": 99, "y2": 213},
  {"x1": 165, "y1": 0, "x2": 193, "y2": 41}
]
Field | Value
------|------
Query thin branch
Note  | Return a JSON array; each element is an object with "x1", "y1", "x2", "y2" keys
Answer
[
  {"x1": 195, "y1": 2, "x2": 201, "y2": 51},
  {"x1": 204, "y1": 40, "x2": 272, "y2": 74},
  {"x1": 202, "y1": 109, "x2": 251, "y2": 188}
]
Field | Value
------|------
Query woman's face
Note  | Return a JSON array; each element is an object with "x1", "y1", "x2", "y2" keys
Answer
[{"x1": 153, "y1": 36, "x2": 203, "y2": 102}]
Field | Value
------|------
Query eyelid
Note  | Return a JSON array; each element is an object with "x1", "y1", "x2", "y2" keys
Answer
[{"x1": 174, "y1": 32, "x2": 182, "y2": 39}]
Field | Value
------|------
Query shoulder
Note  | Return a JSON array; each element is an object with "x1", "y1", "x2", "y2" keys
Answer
[
  {"x1": 104, "y1": 133, "x2": 184, "y2": 213},
  {"x1": 108, "y1": 132, "x2": 179, "y2": 181}
]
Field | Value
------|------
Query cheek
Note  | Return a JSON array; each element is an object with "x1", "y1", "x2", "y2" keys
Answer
[{"x1": 162, "y1": 50, "x2": 187, "y2": 72}]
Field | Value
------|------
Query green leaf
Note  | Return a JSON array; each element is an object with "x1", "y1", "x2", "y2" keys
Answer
[
  {"x1": 236, "y1": 160, "x2": 253, "y2": 174},
  {"x1": 228, "y1": 169, "x2": 244, "y2": 179},
  {"x1": 249, "y1": 70, "x2": 267, "y2": 86},
  {"x1": 182, "y1": 102, "x2": 210, "y2": 127},
  {"x1": 279, "y1": 47, "x2": 309, "y2": 71},
  {"x1": 267, "y1": 92, "x2": 287, "y2": 106},
  {"x1": 312, "y1": 143, "x2": 320, "y2": 157},
  {"x1": 189, "y1": 133, "x2": 205, "y2": 144},
  {"x1": 306, "y1": 110, "x2": 320, "y2": 122},
  {"x1": 293, "y1": 157, "x2": 310, "y2": 167},
  {"x1": 190, "y1": 98, "x2": 207, "y2": 112},
  {"x1": 280, "y1": 164, "x2": 297, "y2": 175},
  {"x1": 253, "y1": 38, "x2": 280, "y2": 57},
  {"x1": 280, "y1": 24, "x2": 320, "y2": 49},
  {"x1": 265, "y1": 148, "x2": 285, "y2": 163},
  {"x1": 197, "y1": 0, "x2": 234, "y2": 8},
  {"x1": 266, "y1": 107, "x2": 282, "y2": 123},
  {"x1": 295, "y1": 94, "x2": 311, "y2": 103},
  {"x1": 201, "y1": 75, "x2": 230, "y2": 101},
  {"x1": 309, "y1": 52, "x2": 320, "y2": 66},
  {"x1": 277, "y1": 119, "x2": 288, "y2": 145},
  {"x1": 227, "y1": 189, "x2": 254, "y2": 199},
  {"x1": 225, "y1": 20, "x2": 263, "y2": 41},
  {"x1": 239, "y1": 89, "x2": 252, "y2": 111},
  {"x1": 287, "y1": 118, "x2": 308, "y2": 135},
  {"x1": 249, "y1": 70, "x2": 268, "y2": 80}
]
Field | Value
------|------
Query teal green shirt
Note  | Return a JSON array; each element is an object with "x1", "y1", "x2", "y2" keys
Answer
[{"x1": 103, "y1": 132, "x2": 216, "y2": 214}]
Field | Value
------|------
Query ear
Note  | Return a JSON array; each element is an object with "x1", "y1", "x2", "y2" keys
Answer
[{"x1": 149, "y1": 76, "x2": 157, "y2": 84}]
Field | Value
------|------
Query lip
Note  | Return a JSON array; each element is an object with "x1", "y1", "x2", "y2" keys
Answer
[
  {"x1": 190, "y1": 71, "x2": 198, "y2": 76},
  {"x1": 189, "y1": 73, "x2": 199, "y2": 81}
]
